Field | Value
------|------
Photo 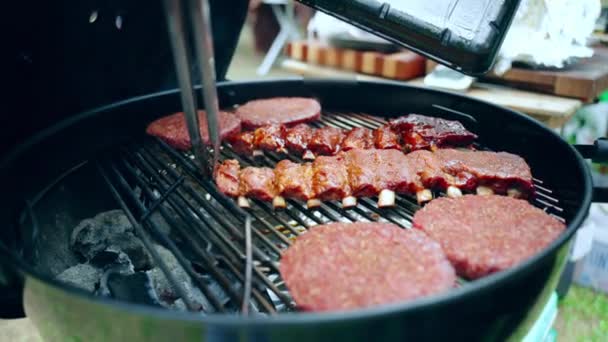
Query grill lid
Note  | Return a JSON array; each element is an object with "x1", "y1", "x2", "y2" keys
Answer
[{"x1": 298, "y1": 0, "x2": 522, "y2": 75}]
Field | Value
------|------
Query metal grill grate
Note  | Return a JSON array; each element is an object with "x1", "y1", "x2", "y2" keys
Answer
[{"x1": 94, "y1": 111, "x2": 564, "y2": 315}]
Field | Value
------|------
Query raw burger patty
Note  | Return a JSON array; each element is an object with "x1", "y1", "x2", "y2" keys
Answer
[
  {"x1": 279, "y1": 222, "x2": 456, "y2": 312},
  {"x1": 412, "y1": 195, "x2": 566, "y2": 279},
  {"x1": 235, "y1": 97, "x2": 321, "y2": 129},
  {"x1": 146, "y1": 110, "x2": 241, "y2": 150}
]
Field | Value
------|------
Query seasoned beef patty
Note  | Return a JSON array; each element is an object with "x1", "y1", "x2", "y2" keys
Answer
[
  {"x1": 146, "y1": 110, "x2": 241, "y2": 150},
  {"x1": 412, "y1": 195, "x2": 565, "y2": 279},
  {"x1": 235, "y1": 97, "x2": 321, "y2": 129},
  {"x1": 279, "y1": 222, "x2": 456, "y2": 312}
]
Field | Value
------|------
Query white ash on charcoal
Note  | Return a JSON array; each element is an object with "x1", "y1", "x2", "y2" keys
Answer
[
  {"x1": 56, "y1": 247, "x2": 135, "y2": 294},
  {"x1": 60, "y1": 210, "x2": 240, "y2": 312},
  {"x1": 91, "y1": 246, "x2": 135, "y2": 297},
  {"x1": 70, "y1": 210, "x2": 153, "y2": 270},
  {"x1": 55, "y1": 263, "x2": 102, "y2": 292},
  {"x1": 70, "y1": 210, "x2": 132, "y2": 256},
  {"x1": 109, "y1": 238, "x2": 151, "y2": 271},
  {"x1": 100, "y1": 271, "x2": 162, "y2": 307},
  {"x1": 89, "y1": 246, "x2": 135, "y2": 274}
]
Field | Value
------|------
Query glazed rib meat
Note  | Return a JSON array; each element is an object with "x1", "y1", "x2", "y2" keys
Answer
[
  {"x1": 214, "y1": 159, "x2": 240, "y2": 198},
  {"x1": 215, "y1": 148, "x2": 534, "y2": 206},
  {"x1": 434, "y1": 149, "x2": 534, "y2": 195},
  {"x1": 225, "y1": 114, "x2": 477, "y2": 158},
  {"x1": 284, "y1": 124, "x2": 314, "y2": 155},
  {"x1": 346, "y1": 149, "x2": 422, "y2": 199},
  {"x1": 375, "y1": 149, "x2": 422, "y2": 194},
  {"x1": 238, "y1": 167, "x2": 276, "y2": 201},
  {"x1": 227, "y1": 131, "x2": 255, "y2": 155},
  {"x1": 312, "y1": 155, "x2": 351, "y2": 201},
  {"x1": 275, "y1": 160, "x2": 314, "y2": 201},
  {"x1": 347, "y1": 149, "x2": 382, "y2": 197},
  {"x1": 253, "y1": 124, "x2": 286, "y2": 153},
  {"x1": 389, "y1": 114, "x2": 477, "y2": 151},
  {"x1": 308, "y1": 126, "x2": 344, "y2": 156},
  {"x1": 406, "y1": 150, "x2": 450, "y2": 189},
  {"x1": 342, "y1": 127, "x2": 374, "y2": 151},
  {"x1": 373, "y1": 125, "x2": 400, "y2": 150}
]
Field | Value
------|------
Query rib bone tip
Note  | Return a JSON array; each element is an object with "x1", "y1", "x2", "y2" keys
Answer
[
  {"x1": 476, "y1": 186, "x2": 494, "y2": 196},
  {"x1": 416, "y1": 189, "x2": 433, "y2": 203},
  {"x1": 447, "y1": 186, "x2": 463, "y2": 198},
  {"x1": 252, "y1": 150, "x2": 264, "y2": 157},
  {"x1": 342, "y1": 196, "x2": 358, "y2": 208},
  {"x1": 302, "y1": 150, "x2": 316, "y2": 160},
  {"x1": 378, "y1": 189, "x2": 396, "y2": 207},
  {"x1": 306, "y1": 199, "x2": 321, "y2": 208},
  {"x1": 507, "y1": 188, "x2": 522, "y2": 198},
  {"x1": 237, "y1": 196, "x2": 251, "y2": 208},
  {"x1": 273, "y1": 196, "x2": 287, "y2": 209}
]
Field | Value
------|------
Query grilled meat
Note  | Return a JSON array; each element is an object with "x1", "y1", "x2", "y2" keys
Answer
[
  {"x1": 373, "y1": 125, "x2": 400, "y2": 150},
  {"x1": 406, "y1": 150, "x2": 451, "y2": 189},
  {"x1": 312, "y1": 155, "x2": 351, "y2": 201},
  {"x1": 238, "y1": 167, "x2": 276, "y2": 201},
  {"x1": 347, "y1": 148, "x2": 382, "y2": 197},
  {"x1": 227, "y1": 131, "x2": 255, "y2": 155},
  {"x1": 279, "y1": 222, "x2": 456, "y2": 312},
  {"x1": 284, "y1": 124, "x2": 314, "y2": 155},
  {"x1": 413, "y1": 195, "x2": 565, "y2": 279},
  {"x1": 225, "y1": 114, "x2": 477, "y2": 158},
  {"x1": 434, "y1": 149, "x2": 533, "y2": 196},
  {"x1": 215, "y1": 148, "x2": 534, "y2": 207},
  {"x1": 342, "y1": 127, "x2": 374, "y2": 151},
  {"x1": 346, "y1": 149, "x2": 421, "y2": 199},
  {"x1": 146, "y1": 110, "x2": 242, "y2": 151},
  {"x1": 253, "y1": 124, "x2": 286, "y2": 153},
  {"x1": 275, "y1": 160, "x2": 314, "y2": 201},
  {"x1": 375, "y1": 149, "x2": 422, "y2": 194},
  {"x1": 308, "y1": 126, "x2": 345, "y2": 156},
  {"x1": 389, "y1": 114, "x2": 477, "y2": 151},
  {"x1": 214, "y1": 159, "x2": 240, "y2": 197},
  {"x1": 235, "y1": 97, "x2": 321, "y2": 129}
]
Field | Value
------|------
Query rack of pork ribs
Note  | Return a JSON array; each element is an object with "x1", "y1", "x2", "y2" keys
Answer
[
  {"x1": 214, "y1": 147, "x2": 534, "y2": 209},
  {"x1": 226, "y1": 114, "x2": 479, "y2": 159}
]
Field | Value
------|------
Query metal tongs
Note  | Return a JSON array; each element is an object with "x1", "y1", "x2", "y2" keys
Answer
[
  {"x1": 162, "y1": 0, "x2": 253, "y2": 314},
  {"x1": 162, "y1": 0, "x2": 220, "y2": 176}
]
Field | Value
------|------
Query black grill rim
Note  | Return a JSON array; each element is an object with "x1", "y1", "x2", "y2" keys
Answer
[{"x1": 0, "y1": 78, "x2": 593, "y2": 325}]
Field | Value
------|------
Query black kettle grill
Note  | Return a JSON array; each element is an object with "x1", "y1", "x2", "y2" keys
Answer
[{"x1": 2, "y1": 0, "x2": 608, "y2": 341}]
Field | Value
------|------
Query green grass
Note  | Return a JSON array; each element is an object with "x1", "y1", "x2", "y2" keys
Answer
[{"x1": 555, "y1": 285, "x2": 608, "y2": 342}]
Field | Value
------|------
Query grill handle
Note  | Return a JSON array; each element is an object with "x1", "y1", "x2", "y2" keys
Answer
[
  {"x1": 0, "y1": 220, "x2": 25, "y2": 319},
  {"x1": 0, "y1": 200, "x2": 34, "y2": 319},
  {"x1": 0, "y1": 252, "x2": 24, "y2": 318},
  {"x1": 575, "y1": 138, "x2": 608, "y2": 203},
  {"x1": 575, "y1": 138, "x2": 608, "y2": 163}
]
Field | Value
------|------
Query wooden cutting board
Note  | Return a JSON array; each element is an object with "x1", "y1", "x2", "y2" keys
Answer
[
  {"x1": 281, "y1": 59, "x2": 582, "y2": 129},
  {"x1": 285, "y1": 41, "x2": 426, "y2": 81},
  {"x1": 427, "y1": 46, "x2": 608, "y2": 102}
]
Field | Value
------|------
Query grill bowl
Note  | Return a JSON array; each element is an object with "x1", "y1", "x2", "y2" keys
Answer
[{"x1": 0, "y1": 79, "x2": 592, "y2": 341}]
